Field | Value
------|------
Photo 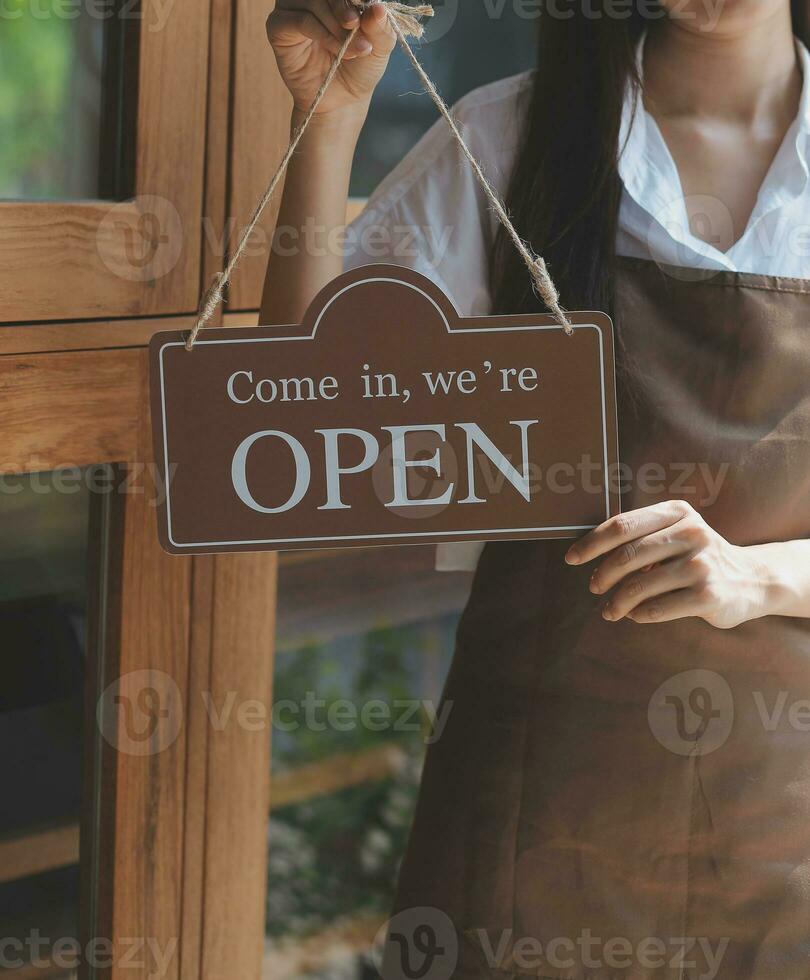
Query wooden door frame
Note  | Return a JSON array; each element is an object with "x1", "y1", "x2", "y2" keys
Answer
[
  {"x1": 1, "y1": 0, "x2": 280, "y2": 974},
  {"x1": 0, "y1": 332, "x2": 276, "y2": 980}
]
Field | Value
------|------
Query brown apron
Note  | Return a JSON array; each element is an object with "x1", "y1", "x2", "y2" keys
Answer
[{"x1": 387, "y1": 259, "x2": 810, "y2": 980}]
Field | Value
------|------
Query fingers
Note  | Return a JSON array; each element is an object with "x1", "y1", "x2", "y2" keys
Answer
[
  {"x1": 602, "y1": 558, "x2": 696, "y2": 621},
  {"x1": 328, "y1": 0, "x2": 361, "y2": 28},
  {"x1": 268, "y1": 8, "x2": 340, "y2": 53},
  {"x1": 589, "y1": 525, "x2": 689, "y2": 596},
  {"x1": 359, "y1": 2, "x2": 396, "y2": 53},
  {"x1": 566, "y1": 499, "x2": 694, "y2": 566},
  {"x1": 623, "y1": 587, "x2": 712, "y2": 625},
  {"x1": 269, "y1": 1, "x2": 370, "y2": 57},
  {"x1": 278, "y1": 0, "x2": 344, "y2": 36}
]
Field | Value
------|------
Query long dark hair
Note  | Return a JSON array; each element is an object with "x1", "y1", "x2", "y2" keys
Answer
[{"x1": 491, "y1": 0, "x2": 810, "y2": 317}]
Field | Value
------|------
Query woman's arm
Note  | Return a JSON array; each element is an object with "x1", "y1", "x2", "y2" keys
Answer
[
  {"x1": 260, "y1": 109, "x2": 363, "y2": 324},
  {"x1": 261, "y1": 0, "x2": 395, "y2": 324},
  {"x1": 565, "y1": 500, "x2": 810, "y2": 628}
]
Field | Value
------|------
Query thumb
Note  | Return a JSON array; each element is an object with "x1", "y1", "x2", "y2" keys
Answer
[{"x1": 358, "y1": 2, "x2": 397, "y2": 55}]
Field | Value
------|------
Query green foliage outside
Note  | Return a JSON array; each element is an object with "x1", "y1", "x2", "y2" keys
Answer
[
  {"x1": 267, "y1": 617, "x2": 457, "y2": 955},
  {"x1": 0, "y1": 1, "x2": 97, "y2": 199}
]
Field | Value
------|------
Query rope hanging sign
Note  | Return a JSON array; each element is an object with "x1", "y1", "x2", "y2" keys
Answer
[
  {"x1": 148, "y1": 4, "x2": 619, "y2": 557},
  {"x1": 186, "y1": 0, "x2": 571, "y2": 349}
]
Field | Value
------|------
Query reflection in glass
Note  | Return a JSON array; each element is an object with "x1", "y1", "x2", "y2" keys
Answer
[
  {"x1": 0, "y1": 472, "x2": 90, "y2": 977},
  {"x1": 0, "y1": 0, "x2": 137, "y2": 201},
  {"x1": 265, "y1": 547, "x2": 473, "y2": 979},
  {"x1": 351, "y1": 2, "x2": 537, "y2": 196}
]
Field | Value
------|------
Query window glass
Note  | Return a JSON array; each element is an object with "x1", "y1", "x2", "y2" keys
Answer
[
  {"x1": 0, "y1": 1, "x2": 137, "y2": 201},
  {"x1": 265, "y1": 547, "x2": 473, "y2": 979},
  {"x1": 0, "y1": 471, "x2": 91, "y2": 978}
]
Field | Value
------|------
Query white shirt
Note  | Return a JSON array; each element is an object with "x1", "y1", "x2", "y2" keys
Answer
[{"x1": 345, "y1": 40, "x2": 810, "y2": 571}]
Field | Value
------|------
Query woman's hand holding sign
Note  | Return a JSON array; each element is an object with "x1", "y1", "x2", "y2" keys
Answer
[
  {"x1": 263, "y1": 0, "x2": 397, "y2": 329},
  {"x1": 266, "y1": 0, "x2": 394, "y2": 116},
  {"x1": 566, "y1": 500, "x2": 808, "y2": 629}
]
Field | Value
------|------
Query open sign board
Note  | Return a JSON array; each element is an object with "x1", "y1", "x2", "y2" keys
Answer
[{"x1": 149, "y1": 265, "x2": 619, "y2": 555}]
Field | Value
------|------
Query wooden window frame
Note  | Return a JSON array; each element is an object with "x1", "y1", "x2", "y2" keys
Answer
[
  {"x1": 0, "y1": 0, "x2": 278, "y2": 948},
  {"x1": 0, "y1": 329, "x2": 277, "y2": 980}
]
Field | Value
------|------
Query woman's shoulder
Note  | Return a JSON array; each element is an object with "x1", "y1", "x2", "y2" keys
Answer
[
  {"x1": 362, "y1": 70, "x2": 534, "y2": 219},
  {"x1": 346, "y1": 72, "x2": 534, "y2": 314},
  {"x1": 451, "y1": 69, "x2": 535, "y2": 126}
]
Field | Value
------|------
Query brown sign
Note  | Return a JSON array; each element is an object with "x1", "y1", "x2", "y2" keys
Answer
[{"x1": 149, "y1": 265, "x2": 619, "y2": 555}]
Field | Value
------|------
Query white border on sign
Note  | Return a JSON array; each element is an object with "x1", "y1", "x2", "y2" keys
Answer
[{"x1": 158, "y1": 277, "x2": 613, "y2": 549}]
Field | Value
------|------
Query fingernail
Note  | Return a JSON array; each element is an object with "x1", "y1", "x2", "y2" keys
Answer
[
  {"x1": 565, "y1": 547, "x2": 581, "y2": 565},
  {"x1": 354, "y1": 37, "x2": 372, "y2": 53},
  {"x1": 589, "y1": 573, "x2": 602, "y2": 595},
  {"x1": 602, "y1": 604, "x2": 614, "y2": 621}
]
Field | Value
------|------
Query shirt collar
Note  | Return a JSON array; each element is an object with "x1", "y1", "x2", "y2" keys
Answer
[
  {"x1": 761, "y1": 38, "x2": 810, "y2": 207},
  {"x1": 618, "y1": 35, "x2": 810, "y2": 263},
  {"x1": 618, "y1": 35, "x2": 696, "y2": 258}
]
